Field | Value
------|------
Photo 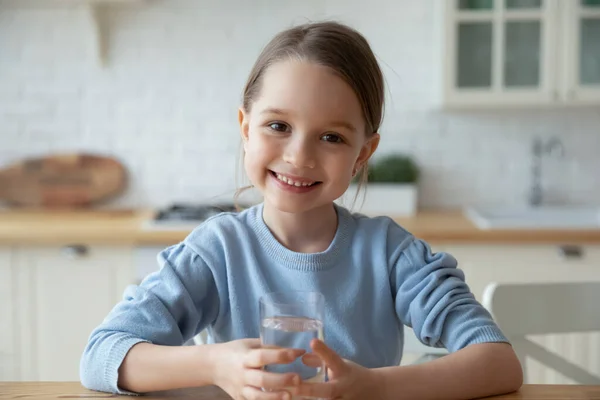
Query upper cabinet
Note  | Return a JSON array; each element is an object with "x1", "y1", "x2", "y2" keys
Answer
[
  {"x1": 564, "y1": 0, "x2": 600, "y2": 104},
  {"x1": 441, "y1": 0, "x2": 600, "y2": 108}
]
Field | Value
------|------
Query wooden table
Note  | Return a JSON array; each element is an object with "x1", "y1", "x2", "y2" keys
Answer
[{"x1": 2, "y1": 382, "x2": 600, "y2": 399}]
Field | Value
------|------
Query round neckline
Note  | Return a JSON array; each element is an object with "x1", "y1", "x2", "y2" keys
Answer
[{"x1": 250, "y1": 203, "x2": 352, "y2": 271}]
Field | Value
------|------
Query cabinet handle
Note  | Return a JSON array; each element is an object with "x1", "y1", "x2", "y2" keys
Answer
[
  {"x1": 61, "y1": 244, "x2": 89, "y2": 259},
  {"x1": 558, "y1": 245, "x2": 584, "y2": 259}
]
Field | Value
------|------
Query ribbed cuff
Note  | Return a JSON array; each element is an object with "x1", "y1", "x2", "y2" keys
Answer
[
  {"x1": 105, "y1": 336, "x2": 150, "y2": 395},
  {"x1": 456, "y1": 325, "x2": 511, "y2": 350}
]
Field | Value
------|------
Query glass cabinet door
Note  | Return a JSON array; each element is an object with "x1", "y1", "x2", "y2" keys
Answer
[
  {"x1": 559, "y1": 0, "x2": 600, "y2": 104},
  {"x1": 504, "y1": 20, "x2": 541, "y2": 87},
  {"x1": 505, "y1": 0, "x2": 542, "y2": 9},
  {"x1": 446, "y1": 0, "x2": 600, "y2": 106},
  {"x1": 503, "y1": 0, "x2": 543, "y2": 87},
  {"x1": 457, "y1": 22, "x2": 493, "y2": 88},
  {"x1": 458, "y1": 0, "x2": 494, "y2": 10},
  {"x1": 455, "y1": 1, "x2": 494, "y2": 89},
  {"x1": 448, "y1": 0, "x2": 554, "y2": 106},
  {"x1": 578, "y1": 1, "x2": 600, "y2": 86},
  {"x1": 503, "y1": 0, "x2": 544, "y2": 89}
]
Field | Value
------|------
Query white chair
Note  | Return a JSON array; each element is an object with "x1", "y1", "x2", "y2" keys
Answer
[{"x1": 482, "y1": 281, "x2": 600, "y2": 384}]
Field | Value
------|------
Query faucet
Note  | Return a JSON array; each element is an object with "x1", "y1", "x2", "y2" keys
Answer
[{"x1": 529, "y1": 136, "x2": 565, "y2": 207}]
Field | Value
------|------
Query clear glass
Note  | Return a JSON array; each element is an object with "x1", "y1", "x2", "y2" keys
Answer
[
  {"x1": 506, "y1": 0, "x2": 542, "y2": 9},
  {"x1": 458, "y1": 0, "x2": 494, "y2": 10},
  {"x1": 259, "y1": 291, "x2": 326, "y2": 399},
  {"x1": 504, "y1": 21, "x2": 541, "y2": 87},
  {"x1": 582, "y1": 0, "x2": 600, "y2": 7},
  {"x1": 580, "y1": 19, "x2": 600, "y2": 85},
  {"x1": 457, "y1": 22, "x2": 493, "y2": 88}
]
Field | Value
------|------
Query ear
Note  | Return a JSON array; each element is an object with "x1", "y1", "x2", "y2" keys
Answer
[
  {"x1": 238, "y1": 107, "x2": 250, "y2": 147},
  {"x1": 354, "y1": 133, "x2": 380, "y2": 172}
]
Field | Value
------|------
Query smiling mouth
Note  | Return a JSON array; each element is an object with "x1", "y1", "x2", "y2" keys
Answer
[{"x1": 269, "y1": 170, "x2": 322, "y2": 187}]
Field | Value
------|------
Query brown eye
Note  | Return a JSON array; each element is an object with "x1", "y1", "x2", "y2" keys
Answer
[
  {"x1": 321, "y1": 133, "x2": 343, "y2": 143},
  {"x1": 268, "y1": 122, "x2": 289, "y2": 132}
]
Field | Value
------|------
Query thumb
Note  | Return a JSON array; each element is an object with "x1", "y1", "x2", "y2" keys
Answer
[
  {"x1": 301, "y1": 353, "x2": 322, "y2": 368},
  {"x1": 310, "y1": 339, "x2": 348, "y2": 375}
]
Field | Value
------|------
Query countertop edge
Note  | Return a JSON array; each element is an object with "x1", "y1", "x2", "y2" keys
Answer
[{"x1": 1, "y1": 209, "x2": 600, "y2": 246}]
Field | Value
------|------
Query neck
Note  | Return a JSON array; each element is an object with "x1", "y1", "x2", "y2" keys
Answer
[{"x1": 262, "y1": 202, "x2": 338, "y2": 253}]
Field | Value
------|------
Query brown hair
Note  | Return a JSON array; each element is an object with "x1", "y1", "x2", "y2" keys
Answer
[{"x1": 235, "y1": 20, "x2": 385, "y2": 209}]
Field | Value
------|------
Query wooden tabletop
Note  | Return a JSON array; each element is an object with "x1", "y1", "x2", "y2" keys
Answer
[
  {"x1": 1, "y1": 208, "x2": 599, "y2": 246},
  {"x1": 2, "y1": 382, "x2": 600, "y2": 399}
]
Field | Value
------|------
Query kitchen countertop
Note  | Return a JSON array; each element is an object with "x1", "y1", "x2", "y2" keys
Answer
[
  {"x1": 2, "y1": 382, "x2": 600, "y2": 400},
  {"x1": 1, "y1": 208, "x2": 600, "y2": 246}
]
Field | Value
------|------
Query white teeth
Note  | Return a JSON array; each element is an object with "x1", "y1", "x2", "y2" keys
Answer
[{"x1": 275, "y1": 173, "x2": 315, "y2": 187}]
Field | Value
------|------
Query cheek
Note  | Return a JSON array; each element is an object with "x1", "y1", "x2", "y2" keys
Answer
[
  {"x1": 322, "y1": 161, "x2": 353, "y2": 192},
  {"x1": 245, "y1": 139, "x2": 264, "y2": 161},
  {"x1": 330, "y1": 154, "x2": 356, "y2": 177},
  {"x1": 244, "y1": 132, "x2": 270, "y2": 170},
  {"x1": 248, "y1": 131, "x2": 278, "y2": 157},
  {"x1": 244, "y1": 146, "x2": 261, "y2": 172},
  {"x1": 243, "y1": 150, "x2": 264, "y2": 186}
]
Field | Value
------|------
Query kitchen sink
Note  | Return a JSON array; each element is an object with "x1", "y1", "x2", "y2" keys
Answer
[{"x1": 464, "y1": 206, "x2": 600, "y2": 230}]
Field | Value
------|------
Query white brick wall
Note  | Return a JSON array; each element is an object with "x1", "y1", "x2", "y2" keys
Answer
[{"x1": 1, "y1": 0, "x2": 599, "y2": 209}]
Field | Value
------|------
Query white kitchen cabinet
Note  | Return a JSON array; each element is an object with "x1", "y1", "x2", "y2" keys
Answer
[
  {"x1": 441, "y1": 0, "x2": 600, "y2": 108},
  {"x1": 10, "y1": 245, "x2": 134, "y2": 381},
  {"x1": 0, "y1": 247, "x2": 17, "y2": 381},
  {"x1": 439, "y1": 244, "x2": 600, "y2": 301}
]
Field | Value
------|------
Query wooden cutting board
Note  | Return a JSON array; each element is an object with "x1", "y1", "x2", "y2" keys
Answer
[{"x1": 0, "y1": 153, "x2": 127, "y2": 208}]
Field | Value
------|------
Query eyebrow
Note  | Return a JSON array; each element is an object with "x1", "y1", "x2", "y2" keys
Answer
[
  {"x1": 260, "y1": 107, "x2": 291, "y2": 117},
  {"x1": 260, "y1": 107, "x2": 358, "y2": 132}
]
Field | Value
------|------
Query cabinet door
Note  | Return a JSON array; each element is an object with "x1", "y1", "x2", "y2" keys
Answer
[
  {"x1": 443, "y1": 0, "x2": 559, "y2": 108},
  {"x1": 582, "y1": 245, "x2": 600, "y2": 268},
  {"x1": 14, "y1": 245, "x2": 134, "y2": 381},
  {"x1": 439, "y1": 244, "x2": 600, "y2": 302},
  {"x1": 562, "y1": 0, "x2": 600, "y2": 104},
  {"x1": 0, "y1": 248, "x2": 17, "y2": 381}
]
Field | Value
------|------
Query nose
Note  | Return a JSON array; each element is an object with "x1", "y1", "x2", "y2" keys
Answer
[{"x1": 282, "y1": 137, "x2": 316, "y2": 169}]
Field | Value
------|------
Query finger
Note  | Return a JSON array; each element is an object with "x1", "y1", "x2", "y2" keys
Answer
[
  {"x1": 244, "y1": 369, "x2": 300, "y2": 391},
  {"x1": 301, "y1": 353, "x2": 323, "y2": 368},
  {"x1": 244, "y1": 348, "x2": 306, "y2": 368},
  {"x1": 310, "y1": 339, "x2": 347, "y2": 374},
  {"x1": 241, "y1": 385, "x2": 292, "y2": 400},
  {"x1": 296, "y1": 381, "x2": 339, "y2": 399},
  {"x1": 244, "y1": 339, "x2": 263, "y2": 348}
]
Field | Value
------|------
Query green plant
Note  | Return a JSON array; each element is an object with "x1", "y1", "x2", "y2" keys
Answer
[{"x1": 364, "y1": 154, "x2": 419, "y2": 184}]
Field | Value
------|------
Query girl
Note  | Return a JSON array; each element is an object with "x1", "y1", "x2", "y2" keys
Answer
[{"x1": 80, "y1": 21, "x2": 523, "y2": 400}]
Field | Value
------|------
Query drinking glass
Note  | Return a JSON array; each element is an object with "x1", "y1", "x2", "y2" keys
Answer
[{"x1": 259, "y1": 291, "x2": 326, "y2": 398}]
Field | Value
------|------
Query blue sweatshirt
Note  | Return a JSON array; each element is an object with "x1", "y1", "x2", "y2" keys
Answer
[{"x1": 80, "y1": 203, "x2": 508, "y2": 394}]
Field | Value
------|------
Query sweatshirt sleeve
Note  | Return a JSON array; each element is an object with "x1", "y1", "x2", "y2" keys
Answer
[
  {"x1": 388, "y1": 227, "x2": 509, "y2": 352},
  {"x1": 79, "y1": 242, "x2": 220, "y2": 394}
]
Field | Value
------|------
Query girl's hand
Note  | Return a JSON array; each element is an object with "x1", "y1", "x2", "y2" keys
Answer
[
  {"x1": 212, "y1": 339, "x2": 306, "y2": 400},
  {"x1": 296, "y1": 339, "x2": 384, "y2": 400}
]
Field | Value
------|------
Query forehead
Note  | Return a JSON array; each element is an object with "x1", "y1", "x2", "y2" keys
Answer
[{"x1": 253, "y1": 60, "x2": 366, "y2": 132}]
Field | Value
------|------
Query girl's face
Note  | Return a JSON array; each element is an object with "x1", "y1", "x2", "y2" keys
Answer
[{"x1": 239, "y1": 60, "x2": 379, "y2": 215}]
